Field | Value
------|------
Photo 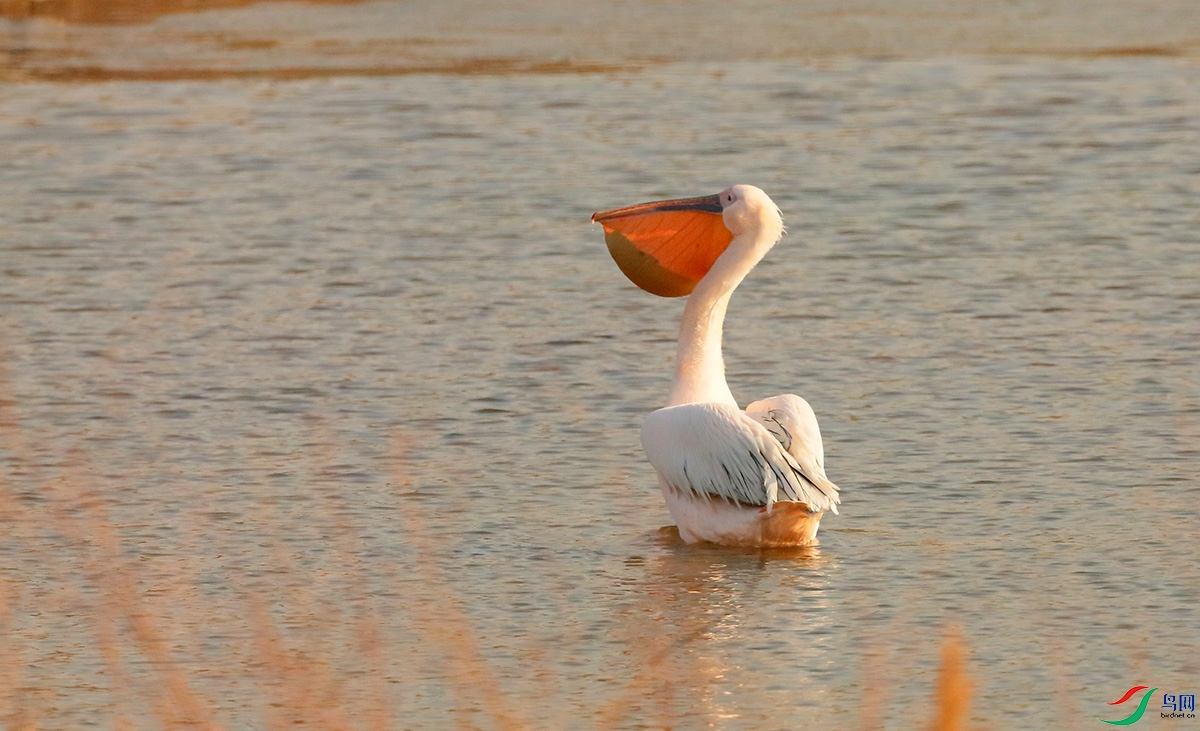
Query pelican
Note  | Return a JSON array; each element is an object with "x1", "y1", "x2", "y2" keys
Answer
[{"x1": 592, "y1": 185, "x2": 840, "y2": 547}]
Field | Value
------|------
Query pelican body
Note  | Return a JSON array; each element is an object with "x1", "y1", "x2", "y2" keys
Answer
[{"x1": 592, "y1": 185, "x2": 840, "y2": 547}]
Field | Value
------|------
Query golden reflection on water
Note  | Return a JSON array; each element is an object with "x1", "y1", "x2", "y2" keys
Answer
[
  {"x1": 0, "y1": 426, "x2": 955, "y2": 730},
  {"x1": 590, "y1": 528, "x2": 836, "y2": 726}
]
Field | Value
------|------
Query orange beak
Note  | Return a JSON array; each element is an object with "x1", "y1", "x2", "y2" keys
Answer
[{"x1": 592, "y1": 194, "x2": 733, "y2": 297}]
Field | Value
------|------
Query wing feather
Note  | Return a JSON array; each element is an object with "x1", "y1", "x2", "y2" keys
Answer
[
  {"x1": 746, "y1": 394, "x2": 825, "y2": 466},
  {"x1": 746, "y1": 394, "x2": 839, "y2": 507},
  {"x1": 641, "y1": 402, "x2": 839, "y2": 513}
]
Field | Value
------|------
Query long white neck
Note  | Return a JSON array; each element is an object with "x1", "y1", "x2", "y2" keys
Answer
[{"x1": 666, "y1": 228, "x2": 775, "y2": 408}]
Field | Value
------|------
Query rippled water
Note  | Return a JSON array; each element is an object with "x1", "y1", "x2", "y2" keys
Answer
[{"x1": 2, "y1": 22, "x2": 1200, "y2": 730}]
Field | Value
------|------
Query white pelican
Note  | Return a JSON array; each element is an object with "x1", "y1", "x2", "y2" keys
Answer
[{"x1": 592, "y1": 185, "x2": 840, "y2": 547}]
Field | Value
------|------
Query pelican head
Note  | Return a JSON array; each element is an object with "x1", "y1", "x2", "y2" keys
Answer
[
  {"x1": 591, "y1": 184, "x2": 783, "y2": 298},
  {"x1": 718, "y1": 184, "x2": 784, "y2": 248}
]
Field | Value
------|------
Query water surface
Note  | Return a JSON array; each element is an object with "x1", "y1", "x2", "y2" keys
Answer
[{"x1": 2, "y1": 3, "x2": 1199, "y2": 729}]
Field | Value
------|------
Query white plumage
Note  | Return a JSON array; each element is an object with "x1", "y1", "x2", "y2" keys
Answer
[
  {"x1": 594, "y1": 184, "x2": 841, "y2": 546},
  {"x1": 641, "y1": 400, "x2": 838, "y2": 513}
]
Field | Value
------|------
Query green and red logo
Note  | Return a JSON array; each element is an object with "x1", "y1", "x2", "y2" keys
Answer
[
  {"x1": 1102, "y1": 686, "x2": 1196, "y2": 725},
  {"x1": 1101, "y1": 686, "x2": 1158, "y2": 725}
]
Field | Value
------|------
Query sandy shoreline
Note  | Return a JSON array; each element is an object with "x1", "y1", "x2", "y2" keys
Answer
[{"x1": 2, "y1": 0, "x2": 1199, "y2": 82}]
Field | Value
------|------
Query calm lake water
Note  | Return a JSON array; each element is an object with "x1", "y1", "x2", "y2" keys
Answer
[{"x1": 2, "y1": 2, "x2": 1199, "y2": 729}]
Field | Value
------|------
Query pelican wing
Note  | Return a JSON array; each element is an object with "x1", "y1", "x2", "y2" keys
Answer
[
  {"x1": 746, "y1": 393, "x2": 828, "y2": 469},
  {"x1": 641, "y1": 402, "x2": 840, "y2": 513}
]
